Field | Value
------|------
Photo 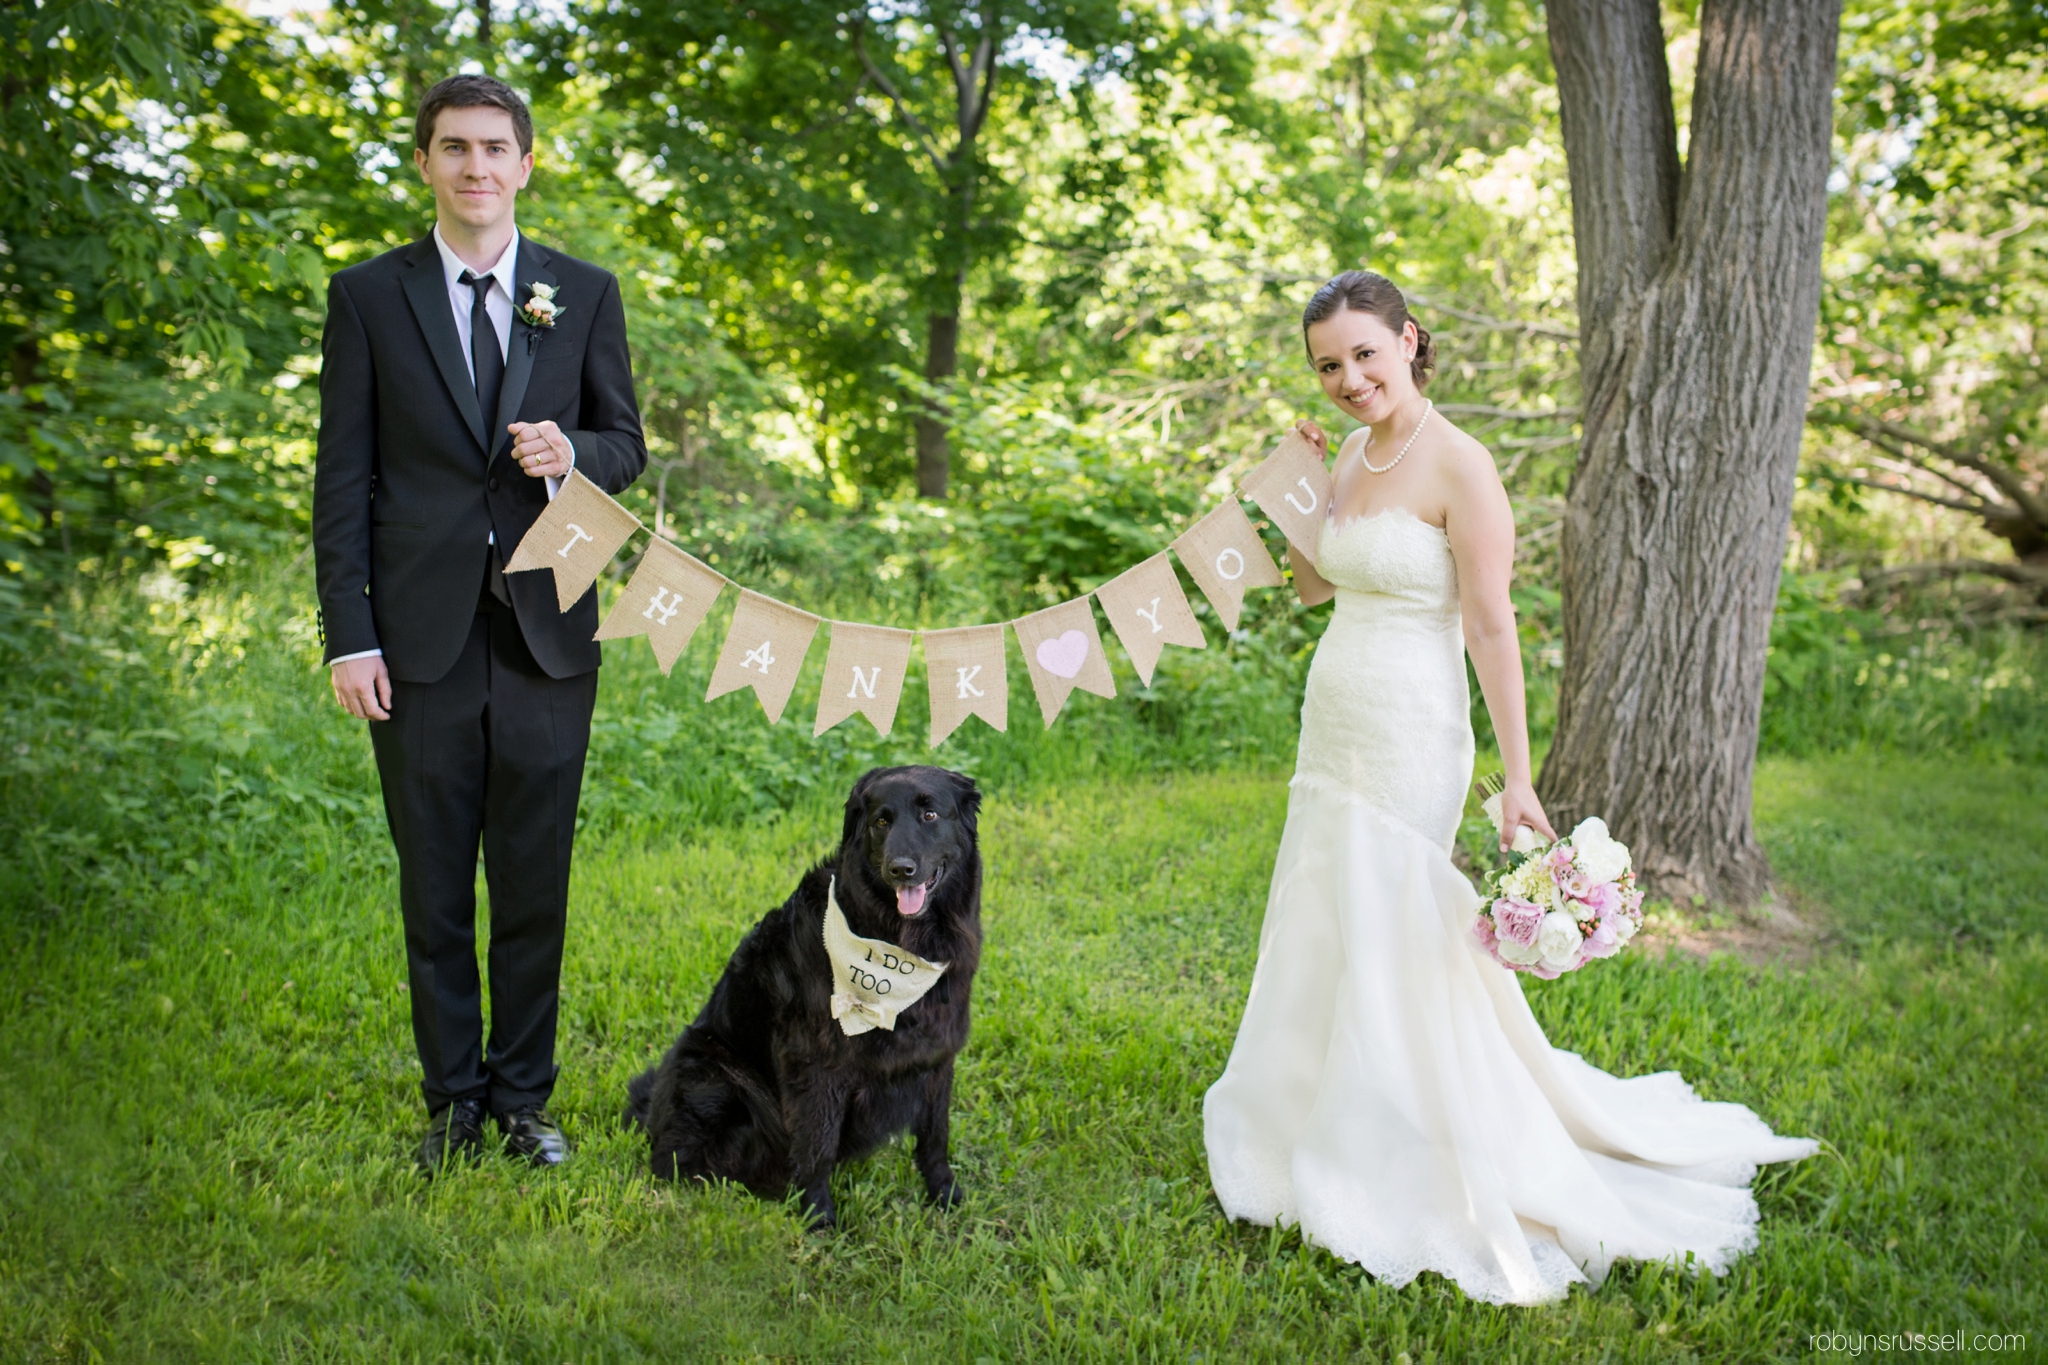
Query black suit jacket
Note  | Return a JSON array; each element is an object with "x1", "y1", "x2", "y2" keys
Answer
[{"x1": 313, "y1": 234, "x2": 647, "y2": 682}]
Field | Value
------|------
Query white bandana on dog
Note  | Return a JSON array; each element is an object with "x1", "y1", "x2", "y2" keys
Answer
[{"x1": 822, "y1": 877, "x2": 949, "y2": 1036}]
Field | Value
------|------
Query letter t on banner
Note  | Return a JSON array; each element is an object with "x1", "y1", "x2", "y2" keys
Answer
[
  {"x1": 705, "y1": 590, "x2": 822, "y2": 724},
  {"x1": 1238, "y1": 430, "x2": 1333, "y2": 569},
  {"x1": 1170, "y1": 499, "x2": 1284, "y2": 632},
  {"x1": 503, "y1": 468, "x2": 644, "y2": 610},
  {"x1": 1094, "y1": 552, "x2": 1206, "y2": 686},
  {"x1": 813, "y1": 622, "x2": 915, "y2": 737},
  {"x1": 593, "y1": 538, "x2": 727, "y2": 674},
  {"x1": 921, "y1": 624, "x2": 1008, "y2": 747}
]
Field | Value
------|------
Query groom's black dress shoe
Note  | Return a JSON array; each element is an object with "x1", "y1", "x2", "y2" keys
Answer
[
  {"x1": 417, "y1": 1098, "x2": 486, "y2": 1178},
  {"x1": 498, "y1": 1107, "x2": 571, "y2": 1168}
]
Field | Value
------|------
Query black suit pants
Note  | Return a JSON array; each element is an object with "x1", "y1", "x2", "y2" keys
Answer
[{"x1": 369, "y1": 598, "x2": 598, "y2": 1115}]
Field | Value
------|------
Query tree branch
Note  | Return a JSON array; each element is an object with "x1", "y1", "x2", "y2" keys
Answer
[
  {"x1": 1857, "y1": 558, "x2": 2048, "y2": 592},
  {"x1": 1402, "y1": 292, "x2": 1578, "y2": 343},
  {"x1": 850, "y1": 20, "x2": 950, "y2": 175},
  {"x1": 1435, "y1": 404, "x2": 1581, "y2": 422},
  {"x1": 1812, "y1": 409, "x2": 2048, "y2": 528},
  {"x1": 1817, "y1": 472, "x2": 1992, "y2": 517}
]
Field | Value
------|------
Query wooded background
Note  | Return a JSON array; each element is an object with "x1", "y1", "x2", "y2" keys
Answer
[{"x1": 3, "y1": 0, "x2": 2043, "y2": 902}]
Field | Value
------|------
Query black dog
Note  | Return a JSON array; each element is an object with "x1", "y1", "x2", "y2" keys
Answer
[{"x1": 625, "y1": 765, "x2": 983, "y2": 1228}]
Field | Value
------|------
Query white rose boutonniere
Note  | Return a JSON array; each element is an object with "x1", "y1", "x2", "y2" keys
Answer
[{"x1": 516, "y1": 281, "x2": 563, "y2": 331}]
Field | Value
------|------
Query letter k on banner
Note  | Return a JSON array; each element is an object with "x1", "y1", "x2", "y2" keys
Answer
[
  {"x1": 920, "y1": 624, "x2": 1008, "y2": 746},
  {"x1": 813, "y1": 622, "x2": 915, "y2": 737},
  {"x1": 706, "y1": 590, "x2": 822, "y2": 724}
]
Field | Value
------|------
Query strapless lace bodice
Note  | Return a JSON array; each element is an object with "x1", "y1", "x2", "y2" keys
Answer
[{"x1": 1291, "y1": 510, "x2": 1473, "y2": 849}]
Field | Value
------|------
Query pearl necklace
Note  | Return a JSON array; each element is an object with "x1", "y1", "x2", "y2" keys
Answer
[{"x1": 1361, "y1": 400, "x2": 1433, "y2": 475}]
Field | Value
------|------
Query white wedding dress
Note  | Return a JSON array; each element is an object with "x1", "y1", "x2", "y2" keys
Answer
[{"x1": 1203, "y1": 510, "x2": 1818, "y2": 1306}]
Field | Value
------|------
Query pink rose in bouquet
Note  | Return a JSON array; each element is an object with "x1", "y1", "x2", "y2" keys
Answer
[{"x1": 1470, "y1": 776, "x2": 1643, "y2": 978}]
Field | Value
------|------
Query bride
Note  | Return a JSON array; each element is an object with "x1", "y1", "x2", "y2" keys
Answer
[{"x1": 1203, "y1": 271, "x2": 1817, "y2": 1306}]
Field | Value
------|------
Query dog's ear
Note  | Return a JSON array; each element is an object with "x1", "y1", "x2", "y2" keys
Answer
[
  {"x1": 949, "y1": 770, "x2": 981, "y2": 839},
  {"x1": 841, "y1": 767, "x2": 891, "y2": 850}
]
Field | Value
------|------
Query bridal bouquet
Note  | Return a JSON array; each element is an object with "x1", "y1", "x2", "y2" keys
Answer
[{"x1": 1470, "y1": 776, "x2": 1644, "y2": 978}]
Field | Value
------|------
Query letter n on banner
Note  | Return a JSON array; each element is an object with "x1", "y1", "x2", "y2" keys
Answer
[
  {"x1": 921, "y1": 624, "x2": 1007, "y2": 747},
  {"x1": 593, "y1": 539, "x2": 727, "y2": 674},
  {"x1": 1170, "y1": 500, "x2": 1283, "y2": 632},
  {"x1": 1238, "y1": 430, "x2": 1333, "y2": 568},
  {"x1": 705, "y1": 590, "x2": 822, "y2": 724},
  {"x1": 1095, "y1": 552, "x2": 1206, "y2": 686},
  {"x1": 814, "y1": 623, "x2": 914, "y2": 737},
  {"x1": 503, "y1": 469, "x2": 644, "y2": 610},
  {"x1": 1012, "y1": 596, "x2": 1115, "y2": 728}
]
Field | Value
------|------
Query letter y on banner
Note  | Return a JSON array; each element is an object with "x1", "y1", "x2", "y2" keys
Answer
[
  {"x1": 921, "y1": 624, "x2": 1008, "y2": 746},
  {"x1": 1170, "y1": 499, "x2": 1283, "y2": 632},
  {"x1": 594, "y1": 538, "x2": 727, "y2": 674},
  {"x1": 706, "y1": 590, "x2": 822, "y2": 724},
  {"x1": 1095, "y1": 552, "x2": 1205, "y2": 686},
  {"x1": 504, "y1": 469, "x2": 644, "y2": 610},
  {"x1": 1238, "y1": 430, "x2": 1333, "y2": 568},
  {"x1": 814, "y1": 622, "x2": 915, "y2": 737}
]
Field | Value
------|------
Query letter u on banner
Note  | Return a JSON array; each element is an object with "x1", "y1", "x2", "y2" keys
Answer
[
  {"x1": 1170, "y1": 499, "x2": 1283, "y2": 632},
  {"x1": 814, "y1": 622, "x2": 915, "y2": 737},
  {"x1": 921, "y1": 624, "x2": 1008, "y2": 746},
  {"x1": 1238, "y1": 430, "x2": 1333, "y2": 568},
  {"x1": 503, "y1": 468, "x2": 644, "y2": 610},
  {"x1": 593, "y1": 538, "x2": 727, "y2": 674},
  {"x1": 705, "y1": 590, "x2": 822, "y2": 725}
]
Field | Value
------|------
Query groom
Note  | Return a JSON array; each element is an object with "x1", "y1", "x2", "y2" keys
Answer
[{"x1": 313, "y1": 74, "x2": 646, "y2": 1175}]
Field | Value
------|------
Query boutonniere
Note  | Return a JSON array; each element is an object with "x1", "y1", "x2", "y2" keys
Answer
[{"x1": 516, "y1": 282, "x2": 562, "y2": 352}]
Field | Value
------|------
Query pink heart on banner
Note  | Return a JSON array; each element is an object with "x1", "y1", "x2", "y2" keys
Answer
[{"x1": 1035, "y1": 629, "x2": 1090, "y2": 680}]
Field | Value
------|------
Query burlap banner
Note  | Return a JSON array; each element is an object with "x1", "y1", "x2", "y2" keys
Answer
[
  {"x1": 1170, "y1": 499, "x2": 1284, "y2": 632},
  {"x1": 1239, "y1": 430, "x2": 1333, "y2": 567},
  {"x1": 921, "y1": 624, "x2": 1008, "y2": 746},
  {"x1": 593, "y1": 538, "x2": 727, "y2": 675},
  {"x1": 1012, "y1": 596, "x2": 1116, "y2": 728},
  {"x1": 813, "y1": 622, "x2": 915, "y2": 738},
  {"x1": 1095, "y1": 552, "x2": 1206, "y2": 686},
  {"x1": 504, "y1": 469, "x2": 644, "y2": 610},
  {"x1": 705, "y1": 589, "x2": 822, "y2": 725}
]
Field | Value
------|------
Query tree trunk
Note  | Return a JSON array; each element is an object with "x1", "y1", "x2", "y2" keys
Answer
[
  {"x1": 476, "y1": 0, "x2": 491, "y2": 52},
  {"x1": 1540, "y1": 0, "x2": 1841, "y2": 905},
  {"x1": 915, "y1": 307, "x2": 958, "y2": 499}
]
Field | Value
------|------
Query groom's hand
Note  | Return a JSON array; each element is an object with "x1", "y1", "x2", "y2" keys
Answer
[
  {"x1": 509, "y1": 420, "x2": 573, "y2": 479},
  {"x1": 332, "y1": 655, "x2": 392, "y2": 722}
]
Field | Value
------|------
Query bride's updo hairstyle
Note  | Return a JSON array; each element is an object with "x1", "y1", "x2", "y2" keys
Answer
[{"x1": 1301, "y1": 270, "x2": 1436, "y2": 390}]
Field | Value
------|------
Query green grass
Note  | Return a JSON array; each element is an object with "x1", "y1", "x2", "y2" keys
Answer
[{"x1": 2, "y1": 570, "x2": 2045, "y2": 1360}]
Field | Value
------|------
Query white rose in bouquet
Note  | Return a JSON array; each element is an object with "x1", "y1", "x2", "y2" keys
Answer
[
  {"x1": 1536, "y1": 910, "x2": 1584, "y2": 972},
  {"x1": 1567, "y1": 817, "x2": 1632, "y2": 884}
]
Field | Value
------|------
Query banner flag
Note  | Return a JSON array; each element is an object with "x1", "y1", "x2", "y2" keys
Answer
[
  {"x1": 813, "y1": 622, "x2": 915, "y2": 738},
  {"x1": 921, "y1": 624, "x2": 1008, "y2": 746},
  {"x1": 593, "y1": 538, "x2": 727, "y2": 674},
  {"x1": 1239, "y1": 430, "x2": 1333, "y2": 567},
  {"x1": 1012, "y1": 596, "x2": 1116, "y2": 728},
  {"x1": 504, "y1": 468, "x2": 644, "y2": 610},
  {"x1": 705, "y1": 589, "x2": 822, "y2": 724},
  {"x1": 1094, "y1": 552, "x2": 1207, "y2": 686},
  {"x1": 1170, "y1": 499, "x2": 1283, "y2": 631}
]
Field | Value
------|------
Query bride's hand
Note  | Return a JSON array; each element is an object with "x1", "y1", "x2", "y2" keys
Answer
[
  {"x1": 1499, "y1": 780, "x2": 1557, "y2": 852},
  {"x1": 1294, "y1": 419, "x2": 1329, "y2": 458}
]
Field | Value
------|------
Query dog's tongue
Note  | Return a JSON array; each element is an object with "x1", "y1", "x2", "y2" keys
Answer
[{"x1": 896, "y1": 882, "x2": 928, "y2": 917}]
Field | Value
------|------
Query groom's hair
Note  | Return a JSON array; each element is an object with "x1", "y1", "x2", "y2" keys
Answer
[{"x1": 415, "y1": 74, "x2": 533, "y2": 157}]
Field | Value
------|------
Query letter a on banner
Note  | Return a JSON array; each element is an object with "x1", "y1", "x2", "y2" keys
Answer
[
  {"x1": 593, "y1": 538, "x2": 727, "y2": 674},
  {"x1": 503, "y1": 469, "x2": 644, "y2": 610},
  {"x1": 1011, "y1": 596, "x2": 1116, "y2": 728},
  {"x1": 705, "y1": 589, "x2": 822, "y2": 724},
  {"x1": 1170, "y1": 499, "x2": 1283, "y2": 632},
  {"x1": 1095, "y1": 552, "x2": 1206, "y2": 686},
  {"x1": 813, "y1": 622, "x2": 915, "y2": 737},
  {"x1": 1238, "y1": 430, "x2": 1333, "y2": 568},
  {"x1": 921, "y1": 624, "x2": 1008, "y2": 746}
]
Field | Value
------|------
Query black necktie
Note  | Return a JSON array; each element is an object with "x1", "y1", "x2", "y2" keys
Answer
[
  {"x1": 461, "y1": 270, "x2": 513, "y2": 608},
  {"x1": 459, "y1": 269, "x2": 504, "y2": 452}
]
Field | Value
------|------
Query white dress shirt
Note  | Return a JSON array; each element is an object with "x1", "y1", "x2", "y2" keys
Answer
[{"x1": 331, "y1": 224, "x2": 573, "y2": 668}]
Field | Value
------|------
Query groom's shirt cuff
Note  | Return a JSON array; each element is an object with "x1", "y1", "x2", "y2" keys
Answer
[
  {"x1": 544, "y1": 437, "x2": 577, "y2": 501},
  {"x1": 330, "y1": 649, "x2": 382, "y2": 666}
]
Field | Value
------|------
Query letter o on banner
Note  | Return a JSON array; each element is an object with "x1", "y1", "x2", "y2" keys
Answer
[{"x1": 1217, "y1": 548, "x2": 1245, "y2": 581}]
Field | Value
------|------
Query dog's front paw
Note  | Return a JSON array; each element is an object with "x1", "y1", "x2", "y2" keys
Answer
[
  {"x1": 799, "y1": 1183, "x2": 837, "y2": 1232},
  {"x1": 924, "y1": 1170, "x2": 964, "y2": 1210}
]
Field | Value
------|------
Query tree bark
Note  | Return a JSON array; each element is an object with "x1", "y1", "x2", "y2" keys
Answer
[
  {"x1": 916, "y1": 307, "x2": 959, "y2": 499},
  {"x1": 476, "y1": 0, "x2": 491, "y2": 53},
  {"x1": 1540, "y1": 0, "x2": 1841, "y2": 905}
]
